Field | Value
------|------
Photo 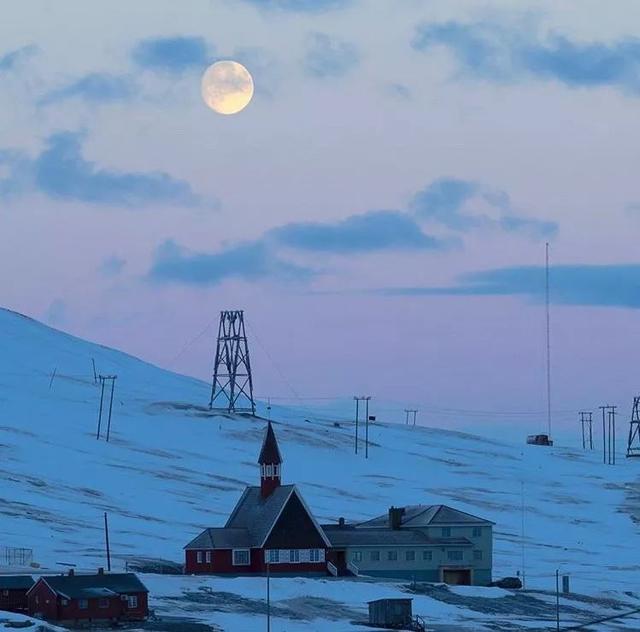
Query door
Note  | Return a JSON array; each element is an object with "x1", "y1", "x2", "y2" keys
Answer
[{"x1": 442, "y1": 568, "x2": 472, "y2": 585}]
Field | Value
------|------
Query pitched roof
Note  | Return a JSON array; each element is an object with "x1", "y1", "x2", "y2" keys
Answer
[
  {"x1": 0, "y1": 575, "x2": 34, "y2": 590},
  {"x1": 258, "y1": 421, "x2": 282, "y2": 465},
  {"x1": 358, "y1": 505, "x2": 494, "y2": 528},
  {"x1": 35, "y1": 573, "x2": 148, "y2": 599},
  {"x1": 185, "y1": 527, "x2": 251, "y2": 550},
  {"x1": 321, "y1": 525, "x2": 472, "y2": 548}
]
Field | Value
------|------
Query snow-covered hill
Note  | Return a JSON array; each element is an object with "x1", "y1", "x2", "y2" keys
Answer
[{"x1": 1, "y1": 307, "x2": 639, "y2": 630}]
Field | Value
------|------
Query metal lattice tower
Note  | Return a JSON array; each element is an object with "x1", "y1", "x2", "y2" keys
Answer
[
  {"x1": 209, "y1": 310, "x2": 256, "y2": 414},
  {"x1": 626, "y1": 396, "x2": 640, "y2": 458}
]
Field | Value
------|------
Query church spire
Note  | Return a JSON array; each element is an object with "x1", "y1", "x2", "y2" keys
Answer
[{"x1": 258, "y1": 421, "x2": 282, "y2": 497}]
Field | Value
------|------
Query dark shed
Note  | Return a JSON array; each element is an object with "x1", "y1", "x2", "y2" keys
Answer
[{"x1": 368, "y1": 598, "x2": 413, "y2": 627}]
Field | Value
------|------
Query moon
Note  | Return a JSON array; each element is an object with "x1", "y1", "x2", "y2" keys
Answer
[{"x1": 201, "y1": 61, "x2": 254, "y2": 115}]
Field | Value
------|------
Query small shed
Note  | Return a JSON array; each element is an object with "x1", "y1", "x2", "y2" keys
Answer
[
  {"x1": 368, "y1": 598, "x2": 413, "y2": 628},
  {"x1": 0, "y1": 576, "x2": 35, "y2": 613}
]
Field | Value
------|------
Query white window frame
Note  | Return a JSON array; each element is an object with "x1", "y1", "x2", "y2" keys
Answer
[
  {"x1": 309, "y1": 549, "x2": 320, "y2": 563},
  {"x1": 288, "y1": 549, "x2": 300, "y2": 563},
  {"x1": 370, "y1": 550, "x2": 380, "y2": 561},
  {"x1": 205, "y1": 551, "x2": 212, "y2": 563},
  {"x1": 472, "y1": 527, "x2": 482, "y2": 537},
  {"x1": 423, "y1": 550, "x2": 433, "y2": 561},
  {"x1": 387, "y1": 550, "x2": 398, "y2": 561},
  {"x1": 266, "y1": 549, "x2": 280, "y2": 564},
  {"x1": 78, "y1": 599, "x2": 88, "y2": 609},
  {"x1": 126, "y1": 595, "x2": 138, "y2": 609},
  {"x1": 442, "y1": 527, "x2": 452, "y2": 537},
  {"x1": 233, "y1": 548, "x2": 251, "y2": 566},
  {"x1": 196, "y1": 551, "x2": 203, "y2": 564},
  {"x1": 266, "y1": 464, "x2": 273, "y2": 477},
  {"x1": 353, "y1": 551, "x2": 363, "y2": 562}
]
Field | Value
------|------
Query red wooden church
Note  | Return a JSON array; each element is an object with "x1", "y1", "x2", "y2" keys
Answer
[{"x1": 185, "y1": 421, "x2": 330, "y2": 575}]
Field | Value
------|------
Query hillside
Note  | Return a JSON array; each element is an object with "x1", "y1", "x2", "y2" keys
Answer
[{"x1": 1, "y1": 307, "x2": 639, "y2": 630}]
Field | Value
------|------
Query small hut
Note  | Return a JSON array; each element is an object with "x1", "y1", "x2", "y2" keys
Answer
[{"x1": 368, "y1": 598, "x2": 413, "y2": 628}]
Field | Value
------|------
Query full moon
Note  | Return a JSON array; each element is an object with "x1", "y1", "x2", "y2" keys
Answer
[{"x1": 201, "y1": 61, "x2": 254, "y2": 115}]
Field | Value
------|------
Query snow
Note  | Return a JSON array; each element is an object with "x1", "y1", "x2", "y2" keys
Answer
[{"x1": 1, "y1": 307, "x2": 639, "y2": 630}]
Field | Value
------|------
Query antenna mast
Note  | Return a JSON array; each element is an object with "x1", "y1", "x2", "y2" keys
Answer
[{"x1": 545, "y1": 242, "x2": 552, "y2": 439}]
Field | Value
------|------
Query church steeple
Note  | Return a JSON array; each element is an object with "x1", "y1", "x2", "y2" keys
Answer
[{"x1": 258, "y1": 421, "x2": 282, "y2": 497}]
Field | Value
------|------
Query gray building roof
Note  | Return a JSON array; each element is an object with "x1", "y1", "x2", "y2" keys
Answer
[
  {"x1": 322, "y1": 526, "x2": 472, "y2": 548},
  {"x1": 185, "y1": 527, "x2": 251, "y2": 550},
  {"x1": 0, "y1": 575, "x2": 34, "y2": 590},
  {"x1": 36, "y1": 573, "x2": 148, "y2": 600},
  {"x1": 358, "y1": 505, "x2": 494, "y2": 529}
]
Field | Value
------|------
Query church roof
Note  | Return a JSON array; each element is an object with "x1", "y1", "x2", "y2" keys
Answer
[{"x1": 258, "y1": 421, "x2": 282, "y2": 465}]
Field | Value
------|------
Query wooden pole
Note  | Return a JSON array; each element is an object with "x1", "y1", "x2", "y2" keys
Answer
[
  {"x1": 104, "y1": 512, "x2": 111, "y2": 572},
  {"x1": 106, "y1": 377, "x2": 116, "y2": 443},
  {"x1": 266, "y1": 561, "x2": 270, "y2": 632},
  {"x1": 96, "y1": 377, "x2": 105, "y2": 440}
]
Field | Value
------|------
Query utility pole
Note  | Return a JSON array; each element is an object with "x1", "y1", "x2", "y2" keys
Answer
[
  {"x1": 545, "y1": 242, "x2": 552, "y2": 440},
  {"x1": 104, "y1": 512, "x2": 111, "y2": 572},
  {"x1": 266, "y1": 562, "x2": 270, "y2": 632},
  {"x1": 354, "y1": 396, "x2": 371, "y2": 456},
  {"x1": 404, "y1": 409, "x2": 418, "y2": 426},
  {"x1": 608, "y1": 407, "x2": 617, "y2": 465},
  {"x1": 555, "y1": 569, "x2": 560, "y2": 631},
  {"x1": 520, "y1": 481, "x2": 526, "y2": 589},
  {"x1": 579, "y1": 411, "x2": 593, "y2": 450},
  {"x1": 599, "y1": 405, "x2": 608, "y2": 464},
  {"x1": 96, "y1": 375, "x2": 117, "y2": 442},
  {"x1": 600, "y1": 405, "x2": 617, "y2": 464},
  {"x1": 626, "y1": 396, "x2": 640, "y2": 458}
]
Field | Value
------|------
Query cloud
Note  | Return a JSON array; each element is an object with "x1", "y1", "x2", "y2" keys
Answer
[
  {"x1": 386, "y1": 82, "x2": 412, "y2": 100},
  {"x1": 380, "y1": 264, "x2": 640, "y2": 309},
  {"x1": 149, "y1": 239, "x2": 312, "y2": 286},
  {"x1": 0, "y1": 131, "x2": 203, "y2": 207},
  {"x1": 239, "y1": 0, "x2": 350, "y2": 12},
  {"x1": 0, "y1": 44, "x2": 38, "y2": 72},
  {"x1": 410, "y1": 177, "x2": 557, "y2": 239},
  {"x1": 412, "y1": 21, "x2": 640, "y2": 94},
  {"x1": 99, "y1": 256, "x2": 127, "y2": 276},
  {"x1": 39, "y1": 73, "x2": 136, "y2": 106},
  {"x1": 304, "y1": 32, "x2": 359, "y2": 78},
  {"x1": 132, "y1": 36, "x2": 211, "y2": 74},
  {"x1": 270, "y1": 210, "x2": 446, "y2": 253}
]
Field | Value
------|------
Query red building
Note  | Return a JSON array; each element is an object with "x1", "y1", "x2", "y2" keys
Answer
[
  {"x1": 185, "y1": 421, "x2": 330, "y2": 575},
  {"x1": 0, "y1": 576, "x2": 34, "y2": 613},
  {"x1": 27, "y1": 570, "x2": 148, "y2": 623}
]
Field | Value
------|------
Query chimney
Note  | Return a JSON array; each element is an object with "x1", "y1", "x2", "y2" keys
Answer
[
  {"x1": 68, "y1": 569, "x2": 75, "y2": 576},
  {"x1": 388, "y1": 506, "x2": 405, "y2": 530},
  {"x1": 97, "y1": 567, "x2": 104, "y2": 575},
  {"x1": 338, "y1": 517, "x2": 345, "y2": 527}
]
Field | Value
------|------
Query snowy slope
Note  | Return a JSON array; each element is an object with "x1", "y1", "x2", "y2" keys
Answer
[{"x1": 1, "y1": 307, "x2": 639, "y2": 630}]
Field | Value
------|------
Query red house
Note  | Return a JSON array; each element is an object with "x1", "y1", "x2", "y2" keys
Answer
[
  {"x1": 185, "y1": 421, "x2": 330, "y2": 575},
  {"x1": 27, "y1": 570, "x2": 148, "y2": 623},
  {"x1": 0, "y1": 576, "x2": 34, "y2": 613}
]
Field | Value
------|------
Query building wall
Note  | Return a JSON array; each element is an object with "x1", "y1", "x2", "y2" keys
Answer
[
  {"x1": 27, "y1": 581, "x2": 59, "y2": 620},
  {"x1": 342, "y1": 526, "x2": 493, "y2": 586},
  {"x1": 186, "y1": 547, "x2": 327, "y2": 575},
  {"x1": 0, "y1": 588, "x2": 30, "y2": 613}
]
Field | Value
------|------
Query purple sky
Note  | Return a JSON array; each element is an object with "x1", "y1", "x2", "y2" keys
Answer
[{"x1": 2, "y1": 0, "x2": 640, "y2": 437}]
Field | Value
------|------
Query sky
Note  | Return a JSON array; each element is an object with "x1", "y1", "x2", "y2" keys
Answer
[{"x1": 2, "y1": 0, "x2": 640, "y2": 437}]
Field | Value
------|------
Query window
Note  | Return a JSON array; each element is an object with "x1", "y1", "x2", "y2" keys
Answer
[
  {"x1": 447, "y1": 550, "x2": 463, "y2": 561},
  {"x1": 442, "y1": 527, "x2": 452, "y2": 537},
  {"x1": 387, "y1": 550, "x2": 398, "y2": 561},
  {"x1": 472, "y1": 527, "x2": 482, "y2": 537},
  {"x1": 99, "y1": 598, "x2": 110, "y2": 609},
  {"x1": 423, "y1": 550, "x2": 433, "y2": 561},
  {"x1": 405, "y1": 550, "x2": 415, "y2": 562},
  {"x1": 266, "y1": 464, "x2": 273, "y2": 477},
  {"x1": 1, "y1": 590, "x2": 8, "y2": 597},
  {"x1": 205, "y1": 551, "x2": 212, "y2": 563},
  {"x1": 370, "y1": 550, "x2": 380, "y2": 561},
  {"x1": 196, "y1": 551, "x2": 203, "y2": 564},
  {"x1": 353, "y1": 551, "x2": 363, "y2": 562},
  {"x1": 78, "y1": 599, "x2": 88, "y2": 610},
  {"x1": 473, "y1": 550, "x2": 483, "y2": 561},
  {"x1": 233, "y1": 549, "x2": 251, "y2": 566},
  {"x1": 267, "y1": 549, "x2": 280, "y2": 564},
  {"x1": 61, "y1": 599, "x2": 69, "y2": 606},
  {"x1": 127, "y1": 595, "x2": 138, "y2": 609},
  {"x1": 34, "y1": 596, "x2": 39, "y2": 605},
  {"x1": 309, "y1": 549, "x2": 321, "y2": 562},
  {"x1": 288, "y1": 549, "x2": 300, "y2": 563}
]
